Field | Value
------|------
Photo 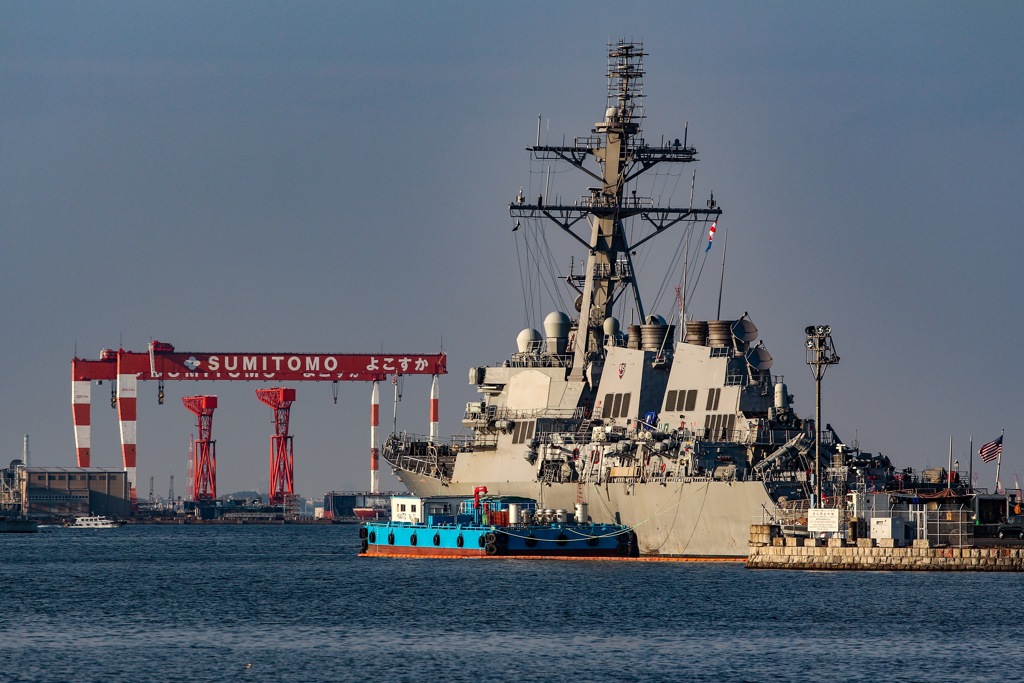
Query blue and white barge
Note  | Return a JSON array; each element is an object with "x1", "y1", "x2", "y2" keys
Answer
[{"x1": 359, "y1": 488, "x2": 637, "y2": 558}]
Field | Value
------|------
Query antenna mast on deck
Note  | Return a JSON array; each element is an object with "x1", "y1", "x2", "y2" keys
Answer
[{"x1": 509, "y1": 40, "x2": 721, "y2": 382}]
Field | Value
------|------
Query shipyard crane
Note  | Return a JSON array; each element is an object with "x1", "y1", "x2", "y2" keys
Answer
[
  {"x1": 256, "y1": 388, "x2": 296, "y2": 506},
  {"x1": 71, "y1": 340, "x2": 447, "y2": 498},
  {"x1": 181, "y1": 396, "x2": 218, "y2": 501}
]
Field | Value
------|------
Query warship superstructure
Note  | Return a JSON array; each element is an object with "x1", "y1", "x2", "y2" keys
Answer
[{"x1": 383, "y1": 41, "x2": 894, "y2": 557}]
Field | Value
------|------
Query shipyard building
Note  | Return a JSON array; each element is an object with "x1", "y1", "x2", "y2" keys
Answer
[{"x1": 1, "y1": 464, "x2": 130, "y2": 519}]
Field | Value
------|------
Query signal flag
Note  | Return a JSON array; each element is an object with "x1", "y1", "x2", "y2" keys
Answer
[{"x1": 705, "y1": 221, "x2": 717, "y2": 253}]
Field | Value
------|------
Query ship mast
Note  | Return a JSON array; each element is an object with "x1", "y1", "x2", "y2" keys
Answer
[{"x1": 510, "y1": 40, "x2": 721, "y2": 382}]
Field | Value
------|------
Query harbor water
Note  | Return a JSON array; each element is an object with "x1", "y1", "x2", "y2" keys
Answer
[{"x1": 2, "y1": 524, "x2": 1022, "y2": 683}]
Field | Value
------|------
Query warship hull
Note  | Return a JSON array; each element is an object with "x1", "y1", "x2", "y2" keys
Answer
[{"x1": 394, "y1": 470, "x2": 774, "y2": 557}]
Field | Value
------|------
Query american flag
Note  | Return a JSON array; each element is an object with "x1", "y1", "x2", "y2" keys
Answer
[{"x1": 979, "y1": 435, "x2": 1003, "y2": 463}]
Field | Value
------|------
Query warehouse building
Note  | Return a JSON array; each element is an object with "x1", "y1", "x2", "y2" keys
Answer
[{"x1": 19, "y1": 467, "x2": 130, "y2": 519}]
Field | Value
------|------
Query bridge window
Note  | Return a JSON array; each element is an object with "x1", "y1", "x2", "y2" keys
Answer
[
  {"x1": 706, "y1": 388, "x2": 721, "y2": 411},
  {"x1": 667, "y1": 389, "x2": 697, "y2": 412},
  {"x1": 703, "y1": 413, "x2": 736, "y2": 439},
  {"x1": 603, "y1": 393, "x2": 633, "y2": 418},
  {"x1": 512, "y1": 420, "x2": 536, "y2": 445}
]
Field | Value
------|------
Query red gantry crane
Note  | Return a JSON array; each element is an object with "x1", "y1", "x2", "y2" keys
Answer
[
  {"x1": 71, "y1": 340, "x2": 446, "y2": 499},
  {"x1": 181, "y1": 395, "x2": 218, "y2": 501},
  {"x1": 256, "y1": 388, "x2": 296, "y2": 506}
]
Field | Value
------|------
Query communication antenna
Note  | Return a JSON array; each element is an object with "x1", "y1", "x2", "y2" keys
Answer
[{"x1": 715, "y1": 227, "x2": 729, "y2": 320}]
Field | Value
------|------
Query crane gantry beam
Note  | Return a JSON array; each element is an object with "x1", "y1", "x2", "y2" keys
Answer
[{"x1": 71, "y1": 340, "x2": 447, "y2": 498}]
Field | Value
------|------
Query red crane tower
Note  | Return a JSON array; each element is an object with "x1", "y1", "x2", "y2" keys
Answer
[
  {"x1": 182, "y1": 395, "x2": 218, "y2": 501},
  {"x1": 255, "y1": 387, "x2": 296, "y2": 506}
]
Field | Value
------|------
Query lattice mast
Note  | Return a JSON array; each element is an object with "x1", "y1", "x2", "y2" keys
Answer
[
  {"x1": 181, "y1": 395, "x2": 218, "y2": 501},
  {"x1": 256, "y1": 388, "x2": 296, "y2": 506},
  {"x1": 508, "y1": 40, "x2": 721, "y2": 381}
]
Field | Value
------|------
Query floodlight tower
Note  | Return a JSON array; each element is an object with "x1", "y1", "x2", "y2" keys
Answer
[{"x1": 805, "y1": 325, "x2": 839, "y2": 508}]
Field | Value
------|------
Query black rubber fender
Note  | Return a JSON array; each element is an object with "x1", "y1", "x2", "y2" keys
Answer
[
  {"x1": 433, "y1": 533, "x2": 441, "y2": 546},
  {"x1": 359, "y1": 526, "x2": 368, "y2": 540}
]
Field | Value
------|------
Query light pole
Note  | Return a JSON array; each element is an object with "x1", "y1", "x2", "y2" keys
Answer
[{"x1": 805, "y1": 325, "x2": 840, "y2": 508}]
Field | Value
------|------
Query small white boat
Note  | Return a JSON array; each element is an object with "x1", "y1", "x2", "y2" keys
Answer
[{"x1": 64, "y1": 515, "x2": 124, "y2": 529}]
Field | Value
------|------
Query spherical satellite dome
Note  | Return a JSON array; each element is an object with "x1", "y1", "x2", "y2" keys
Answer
[{"x1": 516, "y1": 328, "x2": 543, "y2": 353}]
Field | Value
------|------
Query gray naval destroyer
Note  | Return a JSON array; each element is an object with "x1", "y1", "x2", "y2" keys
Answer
[{"x1": 383, "y1": 40, "x2": 894, "y2": 557}]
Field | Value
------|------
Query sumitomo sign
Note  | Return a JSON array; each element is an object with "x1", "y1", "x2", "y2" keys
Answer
[{"x1": 148, "y1": 353, "x2": 446, "y2": 380}]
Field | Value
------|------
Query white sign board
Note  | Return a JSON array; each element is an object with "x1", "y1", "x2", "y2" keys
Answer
[{"x1": 807, "y1": 508, "x2": 840, "y2": 533}]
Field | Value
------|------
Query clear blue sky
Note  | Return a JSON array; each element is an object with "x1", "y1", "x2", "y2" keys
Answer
[{"x1": 2, "y1": 1, "x2": 1022, "y2": 497}]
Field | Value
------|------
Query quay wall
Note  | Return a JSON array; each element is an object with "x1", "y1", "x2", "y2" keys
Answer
[{"x1": 747, "y1": 525, "x2": 1024, "y2": 571}]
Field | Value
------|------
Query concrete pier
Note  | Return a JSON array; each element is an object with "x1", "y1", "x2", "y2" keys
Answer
[{"x1": 747, "y1": 524, "x2": 1024, "y2": 571}]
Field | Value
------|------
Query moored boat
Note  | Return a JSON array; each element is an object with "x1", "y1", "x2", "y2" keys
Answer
[
  {"x1": 359, "y1": 488, "x2": 636, "y2": 558},
  {"x1": 352, "y1": 506, "x2": 389, "y2": 521}
]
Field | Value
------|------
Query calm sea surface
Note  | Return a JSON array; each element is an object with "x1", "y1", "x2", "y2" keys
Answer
[{"x1": 1, "y1": 524, "x2": 1022, "y2": 683}]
